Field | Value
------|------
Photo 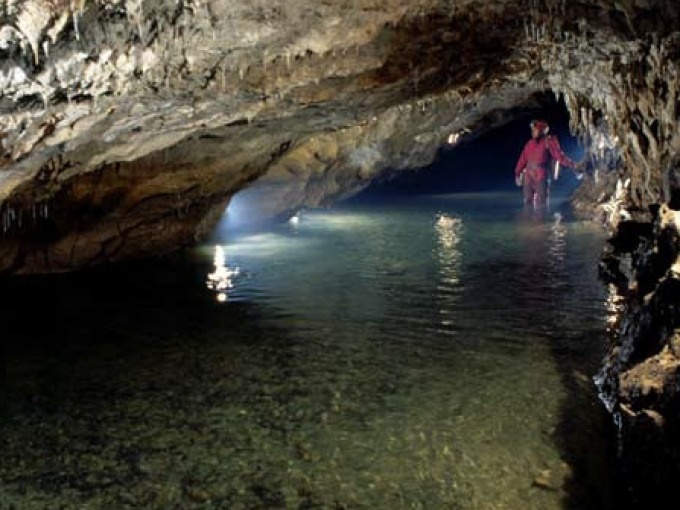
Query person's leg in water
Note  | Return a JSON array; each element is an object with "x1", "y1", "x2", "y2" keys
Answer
[
  {"x1": 522, "y1": 173, "x2": 536, "y2": 205},
  {"x1": 523, "y1": 168, "x2": 549, "y2": 208},
  {"x1": 534, "y1": 175, "x2": 548, "y2": 207}
]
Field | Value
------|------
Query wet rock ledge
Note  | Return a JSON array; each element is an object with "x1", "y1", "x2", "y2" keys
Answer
[{"x1": 597, "y1": 200, "x2": 680, "y2": 506}]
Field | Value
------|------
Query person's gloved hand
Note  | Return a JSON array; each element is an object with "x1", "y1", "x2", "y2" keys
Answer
[
  {"x1": 515, "y1": 172, "x2": 524, "y2": 187},
  {"x1": 571, "y1": 161, "x2": 586, "y2": 180}
]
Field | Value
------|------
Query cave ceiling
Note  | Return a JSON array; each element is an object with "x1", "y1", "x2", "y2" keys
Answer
[{"x1": 0, "y1": 0, "x2": 678, "y2": 273}]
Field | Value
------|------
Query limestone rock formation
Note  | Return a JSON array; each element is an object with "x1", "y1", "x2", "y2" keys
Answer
[
  {"x1": 0, "y1": 0, "x2": 675, "y2": 273},
  {"x1": 1, "y1": 0, "x2": 680, "y2": 504}
]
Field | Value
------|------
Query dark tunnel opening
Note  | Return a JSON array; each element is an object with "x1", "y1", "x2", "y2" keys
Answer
[
  {"x1": 224, "y1": 93, "x2": 589, "y2": 232},
  {"x1": 351, "y1": 95, "x2": 585, "y2": 201}
]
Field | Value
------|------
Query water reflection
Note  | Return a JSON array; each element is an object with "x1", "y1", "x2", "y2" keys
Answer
[
  {"x1": 517, "y1": 202, "x2": 551, "y2": 223},
  {"x1": 434, "y1": 213, "x2": 463, "y2": 328},
  {"x1": 549, "y1": 212, "x2": 567, "y2": 266},
  {"x1": 206, "y1": 245, "x2": 240, "y2": 302},
  {"x1": 289, "y1": 211, "x2": 301, "y2": 227}
]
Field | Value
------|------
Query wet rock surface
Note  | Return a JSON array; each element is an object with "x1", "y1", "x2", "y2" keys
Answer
[{"x1": 597, "y1": 204, "x2": 680, "y2": 506}]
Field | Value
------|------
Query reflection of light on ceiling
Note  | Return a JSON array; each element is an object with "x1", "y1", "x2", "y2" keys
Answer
[
  {"x1": 224, "y1": 197, "x2": 247, "y2": 222},
  {"x1": 447, "y1": 128, "x2": 471, "y2": 146},
  {"x1": 206, "y1": 245, "x2": 240, "y2": 302}
]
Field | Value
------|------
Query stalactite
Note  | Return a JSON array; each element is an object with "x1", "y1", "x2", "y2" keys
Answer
[
  {"x1": 65, "y1": 0, "x2": 86, "y2": 41},
  {"x1": 626, "y1": 131, "x2": 653, "y2": 202},
  {"x1": 642, "y1": 122, "x2": 660, "y2": 167},
  {"x1": 284, "y1": 47, "x2": 291, "y2": 71},
  {"x1": 16, "y1": 0, "x2": 52, "y2": 64},
  {"x1": 126, "y1": 0, "x2": 146, "y2": 45}
]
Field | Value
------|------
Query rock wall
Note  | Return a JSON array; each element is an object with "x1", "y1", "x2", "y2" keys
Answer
[{"x1": 597, "y1": 203, "x2": 680, "y2": 505}]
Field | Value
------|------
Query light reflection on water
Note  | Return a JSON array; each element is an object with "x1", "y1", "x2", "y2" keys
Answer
[
  {"x1": 206, "y1": 245, "x2": 240, "y2": 302},
  {"x1": 434, "y1": 213, "x2": 463, "y2": 328},
  {"x1": 0, "y1": 192, "x2": 617, "y2": 510}
]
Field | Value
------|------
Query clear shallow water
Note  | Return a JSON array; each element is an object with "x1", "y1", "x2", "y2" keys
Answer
[{"x1": 0, "y1": 192, "x2": 617, "y2": 509}]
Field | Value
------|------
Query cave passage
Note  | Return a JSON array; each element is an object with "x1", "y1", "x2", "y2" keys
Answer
[
  {"x1": 224, "y1": 95, "x2": 588, "y2": 231},
  {"x1": 0, "y1": 109, "x2": 625, "y2": 509},
  {"x1": 357, "y1": 99, "x2": 585, "y2": 199}
]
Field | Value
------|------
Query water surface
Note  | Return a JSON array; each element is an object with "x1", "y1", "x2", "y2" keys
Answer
[{"x1": 0, "y1": 192, "x2": 616, "y2": 509}]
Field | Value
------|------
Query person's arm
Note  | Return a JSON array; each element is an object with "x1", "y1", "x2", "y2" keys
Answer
[
  {"x1": 546, "y1": 135, "x2": 578, "y2": 168},
  {"x1": 514, "y1": 143, "x2": 528, "y2": 177}
]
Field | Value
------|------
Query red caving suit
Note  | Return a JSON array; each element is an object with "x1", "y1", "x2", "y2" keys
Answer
[{"x1": 514, "y1": 135, "x2": 577, "y2": 205}]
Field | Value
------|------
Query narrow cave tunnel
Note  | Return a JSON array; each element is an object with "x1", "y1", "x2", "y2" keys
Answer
[
  {"x1": 223, "y1": 93, "x2": 587, "y2": 228},
  {"x1": 354, "y1": 97, "x2": 584, "y2": 197},
  {"x1": 2, "y1": 1, "x2": 680, "y2": 509}
]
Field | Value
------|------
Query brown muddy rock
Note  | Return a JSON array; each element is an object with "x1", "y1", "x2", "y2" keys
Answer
[
  {"x1": 615, "y1": 347, "x2": 680, "y2": 507},
  {"x1": 596, "y1": 204, "x2": 680, "y2": 505}
]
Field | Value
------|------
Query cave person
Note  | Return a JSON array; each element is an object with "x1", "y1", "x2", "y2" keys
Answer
[{"x1": 514, "y1": 119, "x2": 583, "y2": 207}]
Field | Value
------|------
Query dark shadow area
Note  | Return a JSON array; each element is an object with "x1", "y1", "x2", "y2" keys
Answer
[
  {"x1": 0, "y1": 253, "x2": 278, "y2": 418},
  {"x1": 0, "y1": 253, "x2": 349, "y2": 508}
]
